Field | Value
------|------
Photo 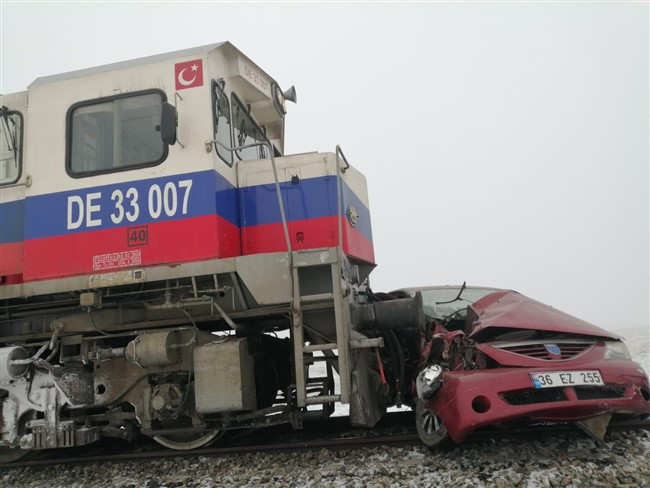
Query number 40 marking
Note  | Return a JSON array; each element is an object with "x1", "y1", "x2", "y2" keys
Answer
[{"x1": 128, "y1": 226, "x2": 148, "y2": 247}]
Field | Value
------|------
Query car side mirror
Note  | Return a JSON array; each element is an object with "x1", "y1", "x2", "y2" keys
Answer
[{"x1": 160, "y1": 102, "x2": 177, "y2": 145}]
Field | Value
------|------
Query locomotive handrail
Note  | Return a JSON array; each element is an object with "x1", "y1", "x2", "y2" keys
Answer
[
  {"x1": 0, "y1": 175, "x2": 32, "y2": 189},
  {"x1": 335, "y1": 145, "x2": 350, "y2": 249},
  {"x1": 209, "y1": 139, "x2": 297, "y2": 319},
  {"x1": 209, "y1": 139, "x2": 292, "y2": 257},
  {"x1": 336, "y1": 145, "x2": 350, "y2": 173}
]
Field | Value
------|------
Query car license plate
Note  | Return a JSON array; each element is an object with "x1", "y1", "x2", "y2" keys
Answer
[{"x1": 530, "y1": 370, "x2": 604, "y2": 389}]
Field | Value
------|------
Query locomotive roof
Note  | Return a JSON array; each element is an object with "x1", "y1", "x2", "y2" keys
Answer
[{"x1": 28, "y1": 41, "x2": 232, "y2": 88}]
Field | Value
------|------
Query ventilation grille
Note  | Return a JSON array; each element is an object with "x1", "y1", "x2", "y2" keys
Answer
[
  {"x1": 499, "y1": 342, "x2": 595, "y2": 361},
  {"x1": 575, "y1": 385, "x2": 626, "y2": 400},
  {"x1": 502, "y1": 388, "x2": 567, "y2": 405}
]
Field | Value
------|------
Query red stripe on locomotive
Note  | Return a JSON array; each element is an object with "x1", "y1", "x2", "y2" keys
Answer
[
  {"x1": 0, "y1": 242, "x2": 23, "y2": 277},
  {"x1": 23, "y1": 215, "x2": 239, "y2": 281},
  {"x1": 242, "y1": 216, "x2": 374, "y2": 263}
]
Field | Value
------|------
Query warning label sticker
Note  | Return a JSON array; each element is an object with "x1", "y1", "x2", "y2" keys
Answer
[{"x1": 92, "y1": 250, "x2": 142, "y2": 271}]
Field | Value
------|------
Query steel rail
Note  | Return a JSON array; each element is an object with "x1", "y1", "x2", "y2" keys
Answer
[
  {"x1": 2, "y1": 416, "x2": 648, "y2": 470},
  {"x1": 1, "y1": 434, "x2": 420, "y2": 470}
]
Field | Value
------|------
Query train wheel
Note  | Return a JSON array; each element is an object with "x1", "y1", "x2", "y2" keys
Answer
[
  {"x1": 415, "y1": 398, "x2": 450, "y2": 449},
  {"x1": 153, "y1": 431, "x2": 222, "y2": 450},
  {"x1": 0, "y1": 447, "x2": 31, "y2": 464}
]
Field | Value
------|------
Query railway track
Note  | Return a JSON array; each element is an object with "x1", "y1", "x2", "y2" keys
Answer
[{"x1": 2, "y1": 413, "x2": 649, "y2": 469}]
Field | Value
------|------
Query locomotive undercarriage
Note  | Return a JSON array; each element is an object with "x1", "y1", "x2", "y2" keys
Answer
[
  {"x1": 1, "y1": 278, "x2": 312, "y2": 453},
  {"x1": 0, "y1": 250, "x2": 420, "y2": 459}
]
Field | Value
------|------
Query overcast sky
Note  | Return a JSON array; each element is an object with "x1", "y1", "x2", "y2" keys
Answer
[{"x1": 1, "y1": 2, "x2": 648, "y2": 332}]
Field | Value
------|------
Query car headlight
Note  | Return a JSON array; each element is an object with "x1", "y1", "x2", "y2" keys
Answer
[{"x1": 604, "y1": 341, "x2": 631, "y2": 360}]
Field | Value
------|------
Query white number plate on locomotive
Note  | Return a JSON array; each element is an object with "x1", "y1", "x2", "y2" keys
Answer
[{"x1": 530, "y1": 370, "x2": 603, "y2": 389}]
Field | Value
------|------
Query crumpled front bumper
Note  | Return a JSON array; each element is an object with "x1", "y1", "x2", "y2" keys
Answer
[{"x1": 426, "y1": 360, "x2": 650, "y2": 444}]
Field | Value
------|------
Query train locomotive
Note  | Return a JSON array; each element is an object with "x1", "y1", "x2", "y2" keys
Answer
[{"x1": 0, "y1": 42, "x2": 423, "y2": 460}]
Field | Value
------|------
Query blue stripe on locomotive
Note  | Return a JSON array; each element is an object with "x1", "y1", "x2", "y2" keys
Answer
[
  {"x1": 3, "y1": 170, "x2": 371, "y2": 246},
  {"x1": 24, "y1": 171, "x2": 236, "y2": 240},
  {"x1": 0, "y1": 199, "x2": 24, "y2": 244},
  {"x1": 240, "y1": 176, "x2": 372, "y2": 243}
]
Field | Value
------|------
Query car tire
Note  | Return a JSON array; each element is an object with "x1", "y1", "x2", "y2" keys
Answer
[{"x1": 415, "y1": 397, "x2": 451, "y2": 449}]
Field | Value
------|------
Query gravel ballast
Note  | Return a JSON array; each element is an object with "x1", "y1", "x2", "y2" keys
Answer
[{"x1": 3, "y1": 429, "x2": 649, "y2": 488}]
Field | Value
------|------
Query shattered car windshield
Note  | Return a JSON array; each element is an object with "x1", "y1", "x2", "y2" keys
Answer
[{"x1": 416, "y1": 288, "x2": 497, "y2": 320}]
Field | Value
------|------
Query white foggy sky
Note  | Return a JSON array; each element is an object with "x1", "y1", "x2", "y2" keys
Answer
[{"x1": 1, "y1": 2, "x2": 648, "y2": 332}]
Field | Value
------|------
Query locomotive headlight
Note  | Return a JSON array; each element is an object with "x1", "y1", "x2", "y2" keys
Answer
[{"x1": 604, "y1": 341, "x2": 631, "y2": 360}]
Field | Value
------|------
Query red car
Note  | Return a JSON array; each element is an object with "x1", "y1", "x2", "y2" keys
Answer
[{"x1": 391, "y1": 285, "x2": 650, "y2": 448}]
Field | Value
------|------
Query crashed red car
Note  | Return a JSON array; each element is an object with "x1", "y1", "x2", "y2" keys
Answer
[{"x1": 388, "y1": 285, "x2": 650, "y2": 448}]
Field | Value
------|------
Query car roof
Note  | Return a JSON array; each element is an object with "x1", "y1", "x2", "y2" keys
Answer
[{"x1": 393, "y1": 285, "x2": 505, "y2": 294}]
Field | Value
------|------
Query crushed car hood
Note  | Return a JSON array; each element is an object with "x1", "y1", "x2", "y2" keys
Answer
[{"x1": 468, "y1": 290, "x2": 620, "y2": 340}]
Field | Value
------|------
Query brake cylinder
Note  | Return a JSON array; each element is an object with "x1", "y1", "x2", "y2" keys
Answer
[{"x1": 125, "y1": 330, "x2": 181, "y2": 367}]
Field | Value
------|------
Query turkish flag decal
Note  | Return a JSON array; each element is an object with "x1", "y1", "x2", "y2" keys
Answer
[{"x1": 174, "y1": 59, "x2": 203, "y2": 90}]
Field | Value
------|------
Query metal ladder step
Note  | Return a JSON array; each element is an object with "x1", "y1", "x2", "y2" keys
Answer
[
  {"x1": 304, "y1": 342, "x2": 338, "y2": 352},
  {"x1": 303, "y1": 337, "x2": 383, "y2": 355},
  {"x1": 300, "y1": 293, "x2": 334, "y2": 303},
  {"x1": 304, "y1": 394, "x2": 340, "y2": 406},
  {"x1": 305, "y1": 376, "x2": 332, "y2": 384}
]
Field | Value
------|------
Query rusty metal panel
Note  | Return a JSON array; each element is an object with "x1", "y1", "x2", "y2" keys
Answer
[{"x1": 193, "y1": 339, "x2": 256, "y2": 413}]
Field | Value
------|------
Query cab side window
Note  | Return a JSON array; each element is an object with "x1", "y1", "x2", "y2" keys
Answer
[
  {"x1": 231, "y1": 93, "x2": 268, "y2": 161},
  {"x1": 0, "y1": 109, "x2": 23, "y2": 185},
  {"x1": 67, "y1": 90, "x2": 167, "y2": 177},
  {"x1": 212, "y1": 80, "x2": 233, "y2": 166}
]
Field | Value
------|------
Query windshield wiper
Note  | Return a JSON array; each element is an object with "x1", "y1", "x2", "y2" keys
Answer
[
  {"x1": 1, "y1": 106, "x2": 18, "y2": 164},
  {"x1": 436, "y1": 281, "x2": 467, "y2": 305}
]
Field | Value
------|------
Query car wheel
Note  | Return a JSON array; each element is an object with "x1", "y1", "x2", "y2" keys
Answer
[{"x1": 415, "y1": 398, "x2": 450, "y2": 449}]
